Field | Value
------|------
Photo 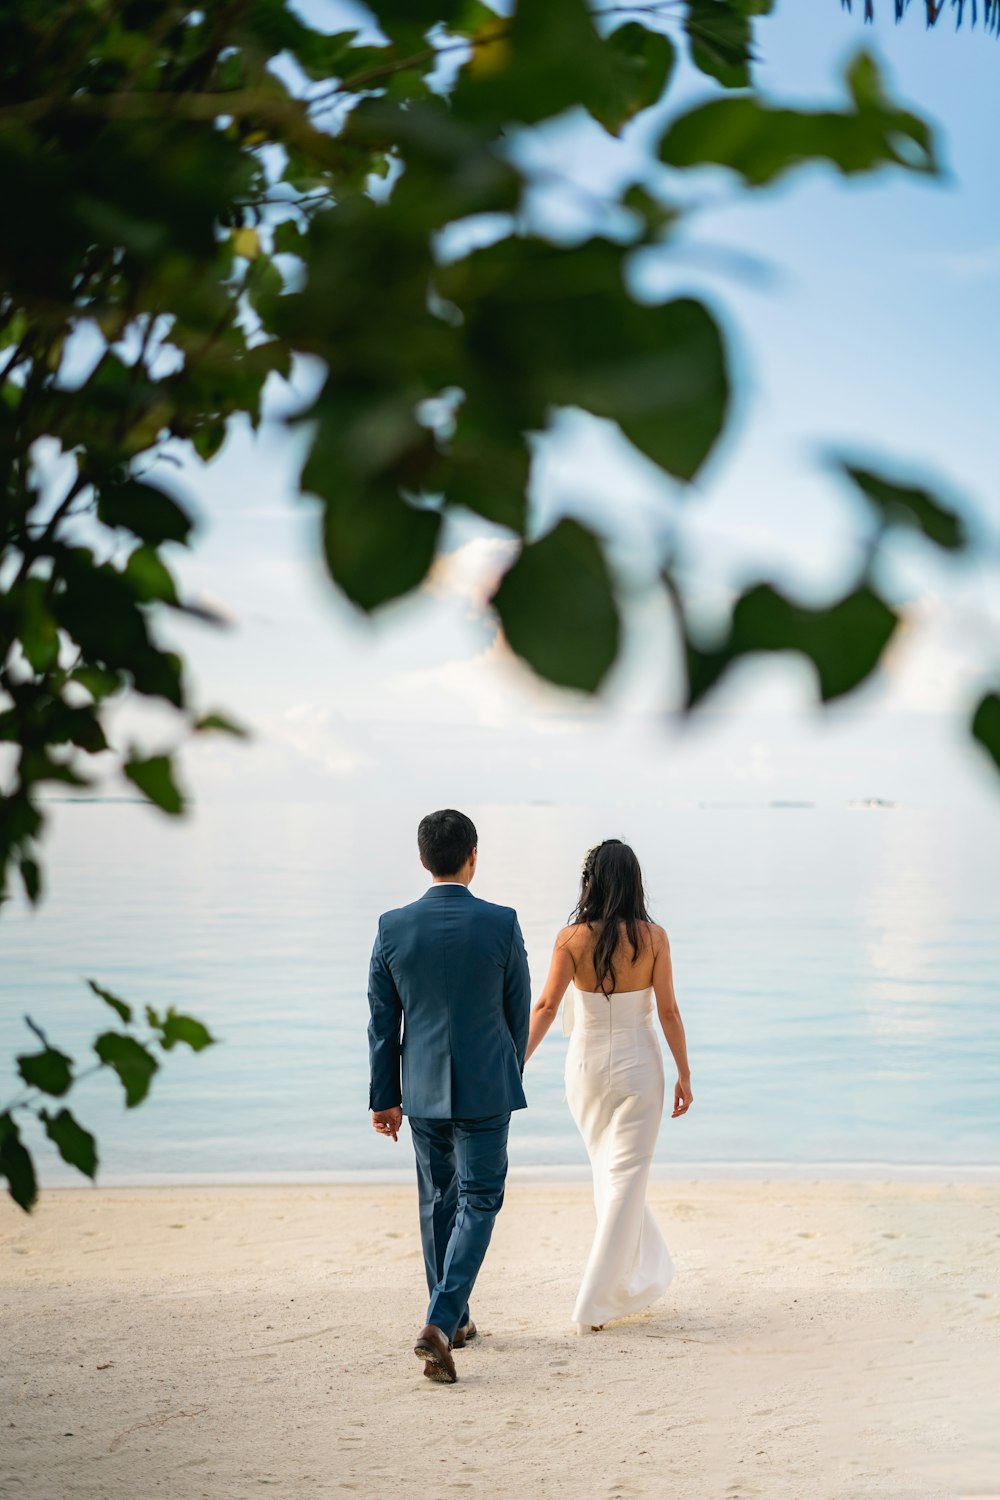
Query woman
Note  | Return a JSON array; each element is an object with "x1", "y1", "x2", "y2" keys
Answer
[{"x1": 526, "y1": 838, "x2": 693, "y2": 1332}]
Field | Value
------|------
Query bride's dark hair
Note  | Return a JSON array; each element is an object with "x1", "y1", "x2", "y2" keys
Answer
[{"x1": 569, "y1": 838, "x2": 651, "y2": 997}]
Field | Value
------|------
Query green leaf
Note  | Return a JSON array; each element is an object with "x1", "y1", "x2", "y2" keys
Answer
[
  {"x1": 321, "y1": 485, "x2": 443, "y2": 612},
  {"x1": 438, "y1": 240, "x2": 729, "y2": 482},
  {"x1": 685, "y1": 583, "x2": 898, "y2": 706},
  {"x1": 431, "y1": 414, "x2": 530, "y2": 533},
  {"x1": 18, "y1": 747, "x2": 91, "y2": 789},
  {"x1": 191, "y1": 421, "x2": 227, "y2": 461},
  {"x1": 372, "y1": 0, "x2": 483, "y2": 50},
  {"x1": 588, "y1": 24, "x2": 676, "y2": 135},
  {"x1": 87, "y1": 978, "x2": 133, "y2": 1024},
  {"x1": 16, "y1": 1044, "x2": 73, "y2": 1097},
  {"x1": 94, "y1": 1032, "x2": 159, "y2": 1108},
  {"x1": 273, "y1": 219, "x2": 306, "y2": 257},
  {"x1": 837, "y1": 462, "x2": 966, "y2": 551},
  {"x1": 71, "y1": 665, "x2": 123, "y2": 703},
  {"x1": 215, "y1": 48, "x2": 246, "y2": 93},
  {"x1": 238, "y1": 11, "x2": 364, "y2": 81},
  {"x1": 18, "y1": 579, "x2": 61, "y2": 673},
  {"x1": 451, "y1": 0, "x2": 614, "y2": 128},
  {"x1": 300, "y1": 378, "x2": 444, "y2": 610},
  {"x1": 124, "y1": 546, "x2": 180, "y2": 605},
  {"x1": 194, "y1": 711, "x2": 249, "y2": 738},
  {"x1": 972, "y1": 692, "x2": 1000, "y2": 773},
  {"x1": 449, "y1": 0, "x2": 503, "y2": 36},
  {"x1": 130, "y1": 648, "x2": 185, "y2": 709},
  {"x1": 246, "y1": 257, "x2": 284, "y2": 323},
  {"x1": 384, "y1": 67, "x2": 434, "y2": 103},
  {"x1": 123, "y1": 754, "x2": 185, "y2": 815},
  {"x1": 40, "y1": 1108, "x2": 98, "y2": 1180},
  {"x1": 18, "y1": 855, "x2": 41, "y2": 905},
  {"x1": 0, "y1": 792, "x2": 43, "y2": 854},
  {"x1": 0, "y1": 697, "x2": 103, "y2": 753},
  {"x1": 97, "y1": 478, "x2": 194, "y2": 546},
  {"x1": 660, "y1": 50, "x2": 937, "y2": 186},
  {"x1": 493, "y1": 519, "x2": 619, "y2": 692},
  {"x1": 157, "y1": 1010, "x2": 215, "y2": 1052},
  {"x1": 622, "y1": 184, "x2": 682, "y2": 241},
  {"x1": 55, "y1": 552, "x2": 154, "y2": 674},
  {"x1": 0, "y1": 1114, "x2": 38, "y2": 1212},
  {"x1": 55, "y1": 708, "x2": 109, "y2": 756},
  {"x1": 337, "y1": 96, "x2": 520, "y2": 230},
  {"x1": 684, "y1": 0, "x2": 772, "y2": 90}
]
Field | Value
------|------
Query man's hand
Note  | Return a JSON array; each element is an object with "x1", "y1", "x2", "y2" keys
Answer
[{"x1": 372, "y1": 1107, "x2": 403, "y2": 1142}]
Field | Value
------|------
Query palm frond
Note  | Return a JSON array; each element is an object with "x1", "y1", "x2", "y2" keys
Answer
[{"x1": 841, "y1": 0, "x2": 1000, "y2": 32}]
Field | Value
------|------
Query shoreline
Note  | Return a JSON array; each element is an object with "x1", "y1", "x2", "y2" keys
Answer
[{"x1": 31, "y1": 1156, "x2": 1000, "y2": 1190}]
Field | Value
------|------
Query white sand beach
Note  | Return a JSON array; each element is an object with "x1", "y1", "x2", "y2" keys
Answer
[{"x1": 2, "y1": 1180, "x2": 998, "y2": 1500}]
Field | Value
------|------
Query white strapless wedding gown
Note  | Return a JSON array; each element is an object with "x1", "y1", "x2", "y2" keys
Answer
[{"x1": 563, "y1": 985, "x2": 673, "y2": 1331}]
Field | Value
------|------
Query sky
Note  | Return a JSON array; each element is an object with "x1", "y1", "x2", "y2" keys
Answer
[{"x1": 98, "y1": 2, "x2": 1000, "y2": 812}]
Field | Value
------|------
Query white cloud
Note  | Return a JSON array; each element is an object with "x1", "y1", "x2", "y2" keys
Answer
[
  {"x1": 267, "y1": 703, "x2": 373, "y2": 776},
  {"x1": 925, "y1": 243, "x2": 1000, "y2": 281},
  {"x1": 424, "y1": 537, "x2": 519, "y2": 611},
  {"x1": 878, "y1": 595, "x2": 986, "y2": 715},
  {"x1": 380, "y1": 635, "x2": 594, "y2": 733}
]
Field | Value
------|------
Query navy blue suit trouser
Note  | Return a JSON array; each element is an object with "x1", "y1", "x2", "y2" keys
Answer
[{"x1": 408, "y1": 1112, "x2": 511, "y2": 1342}]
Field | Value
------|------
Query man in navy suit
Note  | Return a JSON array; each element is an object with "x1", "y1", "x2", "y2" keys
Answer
[{"x1": 368, "y1": 808, "x2": 531, "y2": 1384}]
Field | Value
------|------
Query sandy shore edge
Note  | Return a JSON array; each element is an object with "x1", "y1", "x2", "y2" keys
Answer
[{"x1": 2, "y1": 1179, "x2": 998, "y2": 1499}]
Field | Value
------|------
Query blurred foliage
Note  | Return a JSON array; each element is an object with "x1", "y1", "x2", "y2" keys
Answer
[
  {"x1": 1, "y1": 0, "x2": 997, "y2": 1206},
  {"x1": 660, "y1": 52, "x2": 937, "y2": 182}
]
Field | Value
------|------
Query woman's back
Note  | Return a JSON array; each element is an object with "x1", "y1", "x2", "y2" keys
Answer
[{"x1": 563, "y1": 919, "x2": 660, "y2": 995}]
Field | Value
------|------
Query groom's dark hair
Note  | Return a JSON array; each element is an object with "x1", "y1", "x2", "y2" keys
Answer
[{"x1": 418, "y1": 809, "x2": 478, "y2": 877}]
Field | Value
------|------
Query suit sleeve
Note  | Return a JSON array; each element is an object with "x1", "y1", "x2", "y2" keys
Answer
[
  {"x1": 367, "y1": 920, "x2": 403, "y2": 1111},
  {"x1": 503, "y1": 913, "x2": 531, "y2": 1075}
]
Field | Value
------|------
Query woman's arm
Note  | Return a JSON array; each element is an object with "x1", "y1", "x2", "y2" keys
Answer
[
  {"x1": 651, "y1": 927, "x2": 693, "y2": 1118},
  {"x1": 524, "y1": 929, "x2": 576, "y2": 1063}
]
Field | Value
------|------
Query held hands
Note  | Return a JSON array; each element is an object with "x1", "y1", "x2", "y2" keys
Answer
[
  {"x1": 372, "y1": 1107, "x2": 403, "y2": 1142},
  {"x1": 672, "y1": 1077, "x2": 693, "y2": 1118}
]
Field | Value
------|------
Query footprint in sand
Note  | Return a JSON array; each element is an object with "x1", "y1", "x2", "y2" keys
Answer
[{"x1": 881, "y1": 1232, "x2": 902, "y2": 1240}]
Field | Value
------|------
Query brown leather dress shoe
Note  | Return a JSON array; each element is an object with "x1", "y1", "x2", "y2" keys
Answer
[
  {"x1": 452, "y1": 1319, "x2": 477, "y2": 1349},
  {"x1": 414, "y1": 1324, "x2": 457, "y2": 1384}
]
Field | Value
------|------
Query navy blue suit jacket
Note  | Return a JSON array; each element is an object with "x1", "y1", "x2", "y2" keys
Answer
[{"x1": 368, "y1": 884, "x2": 531, "y2": 1120}]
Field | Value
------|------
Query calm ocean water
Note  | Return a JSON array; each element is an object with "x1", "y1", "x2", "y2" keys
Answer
[{"x1": 2, "y1": 799, "x2": 999, "y2": 1186}]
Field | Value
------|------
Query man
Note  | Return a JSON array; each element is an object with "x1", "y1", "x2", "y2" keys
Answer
[{"x1": 368, "y1": 808, "x2": 531, "y2": 1384}]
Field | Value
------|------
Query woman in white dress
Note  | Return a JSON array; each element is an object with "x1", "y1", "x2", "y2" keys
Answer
[{"x1": 525, "y1": 839, "x2": 693, "y2": 1332}]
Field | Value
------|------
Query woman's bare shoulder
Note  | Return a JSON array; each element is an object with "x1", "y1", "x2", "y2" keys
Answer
[
  {"x1": 646, "y1": 921, "x2": 670, "y2": 953},
  {"x1": 556, "y1": 922, "x2": 587, "y2": 951}
]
